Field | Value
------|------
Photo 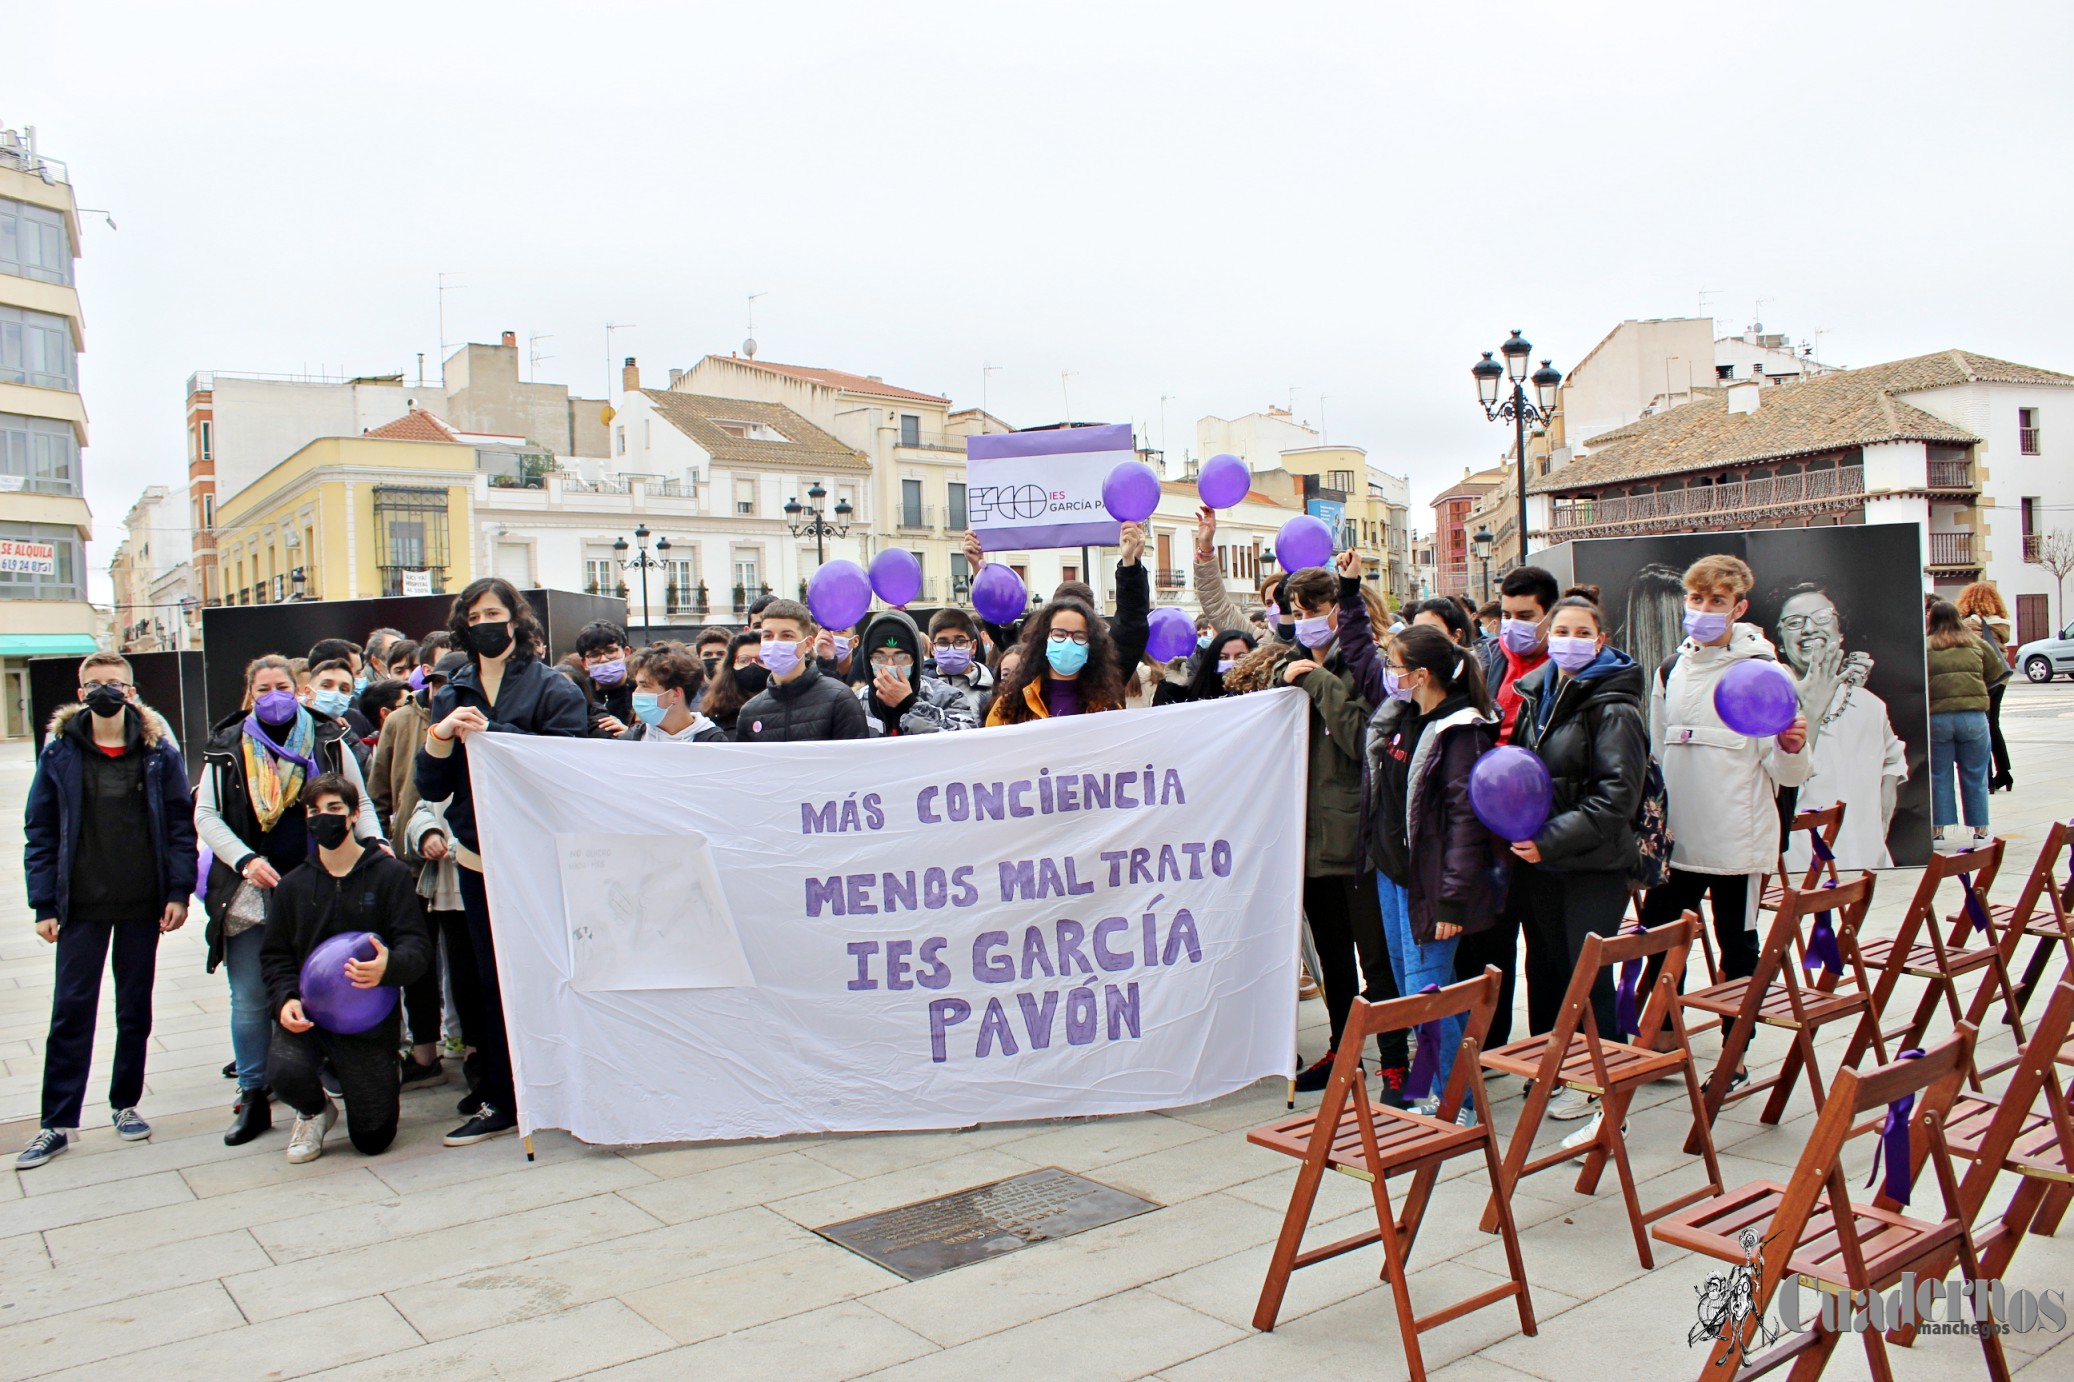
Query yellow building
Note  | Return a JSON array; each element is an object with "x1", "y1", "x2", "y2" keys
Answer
[
  {"x1": 1274, "y1": 445, "x2": 1414, "y2": 604},
  {"x1": 213, "y1": 420, "x2": 480, "y2": 604}
]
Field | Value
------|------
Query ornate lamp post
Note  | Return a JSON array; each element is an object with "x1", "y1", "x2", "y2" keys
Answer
[
  {"x1": 1472, "y1": 330, "x2": 1562, "y2": 562},
  {"x1": 1472, "y1": 526, "x2": 1494, "y2": 602},
  {"x1": 783, "y1": 481, "x2": 853, "y2": 568},
  {"x1": 612, "y1": 523, "x2": 671, "y2": 636}
]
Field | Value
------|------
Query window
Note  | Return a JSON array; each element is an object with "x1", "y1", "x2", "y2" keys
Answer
[
  {"x1": 202, "y1": 494, "x2": 214, "y2": 530},
  {"x1": 199, "y1": 420, "x2": 212, "y2": 461},
  {"x1": 947, "y1": 481, "x2": 968, "y2": 532},
  {"x1": 901, "y1": 478, "x2": 923, "y2": 528},
  {"x1": 1327, "y1": 469, "x2": 1356, "y2": 494},
  {"x1": 371, "y1": 486, "x2": 450, "y2": 596},
  {"x1": 900, "y1": 414, "x2": 921, "y2": 448},
  {"x1": 643, "y1": 417, "x2": 653, "y2": 451},
  {"x1": 0, "y1": 413, "x2": 79, "y2": 495},
  {"x1": 735, "y1": 478, "x2": 756, "y2": 516},
  {"x1": 732, "y1": 552, "x2": 762, "y2": 603},
  {"x1": 2023, "y1": 495, "x2": 2042, "y2": 562},
  {"x1": 2019, "y1": 407, "x2": 2041, "y2": 455},
  {"x1": 951, "y1": 552, "x2": 971, "y2": 598},
  {"x1": 616, "y1": 426, "x2": 626, "y2": 456},
  {"x1": 910, "y1": 551, "x2": 927, "y2": 593},
  {"x1": 583, "y1": 557, "x2": 618, "y2": 596},
  {"x1": 0, "y1": 307, "x2": 77, "y2": 390},
  {"x1": 0, "y1": 521, "x2": 83, "y2": 600},
  {"x1": 1716, "y1": 363, "x2": 1734, "y2": 379},
  {"x1": 0, "y1": 198, "x2": 71, "y2": 285}
]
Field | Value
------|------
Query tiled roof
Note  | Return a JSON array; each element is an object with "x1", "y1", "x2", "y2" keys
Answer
[
  {"x1": 1430, "y1": 466, "x2": 1507, "y2": 505},
  {"x1": 1530, "y1": 349, "x2": 2073, "y2": 494},
  {"x1": 364, "y1": 409, "x2": 460, "y2": 442},
  {"x1": 704, "y1": 356, "x2": 949, "y2": 404},
  {"x1": 640, "y1": 391, "x2": 869, "y2": 472}
]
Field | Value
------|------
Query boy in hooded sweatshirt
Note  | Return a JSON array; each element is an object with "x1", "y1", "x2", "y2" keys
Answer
[
  {"x1": 1642, "y1": 554, "x2": 1810, "y2": 1024},
  {"x1": 858, "y1": 611, "x2": 984, "y2": 735}
]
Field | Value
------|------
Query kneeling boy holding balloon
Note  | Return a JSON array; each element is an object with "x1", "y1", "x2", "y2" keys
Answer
[{"x1": 262, "y1": 773, "x2": 433, "y2": 1164}]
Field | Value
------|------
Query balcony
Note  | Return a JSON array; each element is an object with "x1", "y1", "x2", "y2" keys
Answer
[
  {"x1": 896, "y1": 505, "x2": 936, "y2": 532},
  {"x1": 2025, "y1": 534, "x2": 2043, "y2": 564},
  {"x1": 1927, "y1": 532, "x2": 1979, "y2": 568},
  {"x1": 1547, "y1": 464, "x2": 1866, "y2": 536},
  {"x1": 1926, "y1": 458, "x2": 1976, "y2": 491},
  {"x1": 895, "y1": 430, "x2": 968, "y2": 454},
  {"x1": 665, "y1": 582, "x2": 710, "y2": 616},
  {"x1": 1155, "y1": 567, "x2": 1186, "y2": 590},
  {"x1": 730, "y1": 582, "x2": 771, "y2": 612}
]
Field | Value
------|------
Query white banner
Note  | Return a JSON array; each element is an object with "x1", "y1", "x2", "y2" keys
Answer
[{"x1": 467, "y1": 691, "x2": 1307, "y2": 1144}]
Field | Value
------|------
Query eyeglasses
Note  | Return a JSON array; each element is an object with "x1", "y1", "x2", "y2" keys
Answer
[
  {"x1": 933, "y1": 636, "x2": 974, "y2": 650},
  {"x1": 82, "y1": 679, "x2": 131, "y2": 693},
  {"x1": 1777, "y1": 611, "x2": 1841, "y2": 634},
  {"x1": 1048, "y1": 631, "x2": 1090, "y2": 647},
  {"x1": 871, "y1": 655, "x2": 915, "y2": 671}
]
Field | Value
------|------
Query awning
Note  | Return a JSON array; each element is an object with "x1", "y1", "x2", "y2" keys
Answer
[{"x1": 0, "y1": 634, "x2": 103, "y2": 658}]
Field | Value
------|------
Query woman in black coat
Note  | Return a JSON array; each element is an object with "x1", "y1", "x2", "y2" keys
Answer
[
  {"x1": 415, "y1": 578, "x2": 588, "y2": 1146},
  {"x1": 1509, "y1": 592, "x2": 1649, "y2": 1073}
]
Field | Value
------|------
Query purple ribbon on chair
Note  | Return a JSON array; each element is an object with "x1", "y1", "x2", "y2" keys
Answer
[
  {"x1": 1614, "y1": 919, "x2": 1646, "y2": 1039},
  {"x1": 1810, "y1": 832, "x2": 1836, "y2": 865},
  {"x1": 1867, "y1": 1049, "x2": 1925, "y2": 1205},
  {"x1": 1956, "y1": 860, "x2": 1991, "y2": 934},
  {"x1": 1404, "y1": 983, "x2": 1445, "y2": 1103},
  {"x1": 1805, "y1": 879, "x2": 1845, "y2": 975}
]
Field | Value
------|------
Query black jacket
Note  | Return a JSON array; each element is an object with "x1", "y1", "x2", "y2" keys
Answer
[
  {"x1": 1365, "y1": 694, "x2": 1509, "y2": 943},
  {"x1": 259, "y1": 847, "x2": 432, "y2": 1040},
  {"x1": 588, "y1": 678, "x2": 634, "y2": 737},
  {"x1": 1511, "y1": 650, "x2": 1648, "y2": 873},
  {"x1": 1108, "y1": 560, "x2": 1153, "y2": 674},
  {"x1": 24, "y1": 702, "x2": 196, "y2": 927},
  {"x1": 414, "y1": 655, "x2": 590, "y2": 852},
  {"x1": 734, "y1": 661, "x2": 871, "y2": 742}
]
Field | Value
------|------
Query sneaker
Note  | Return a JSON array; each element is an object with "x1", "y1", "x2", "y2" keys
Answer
[
  {"x1": 1297, "y1": 967, "x2": 1321, "y2": 1002},
  {"x1": 1413, "y1": 1094, "x2": 1443, "y2": 1117},
  {"x1": 1704, "y1": 1067, "x2": 1752, "y2": 1098},
  {"x1": 1456, "y1": 1103, "x2": 1479, "y2": 1128},
  {"x1": 1548, "y1": 1087, "x2": 1597, "y2": 1121},
  {"x1": 286, "y1": 1097, "x2": 338, "y2": 1164},
  {"x1": 221, "y1": 1059, "x2": 237, "y2": 1080},
  {"x1": 111, "y1": 1107, "x2": 151, "y2": 1142},
  {"x1": 1560, "y1": 1111, "x2": 1628, "y2": 1151},
  {"x1": 15, "y1": 1128, "x2": 67, "y2": 1170},
  {"x1": 456, "y1": 1087, "x2": 486, "y2": 1116},
  {"x1": 1293, "y1": 1051, "x2": 1343, "y2": 1094},
  {"x1": 400, "y1": 1054, "x2": 448, "y2": 1091},
  {"x1": 1375, "y1": 1065, "x2": 1409, "y2": 1109},
  {"x1": 444, "y1": 1105, "x2": 518, "y2": 1146}
]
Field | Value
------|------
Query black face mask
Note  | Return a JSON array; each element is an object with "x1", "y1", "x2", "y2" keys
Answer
[
  {"x1": 84, "y1": 684, "x2": 130, "y2": 720},
  {"x1": 733, "y1": 664, "x2": 770, "y2": 696},
  {"x1": 308, "y1": 812, "x2": 352, "y2": 851},
  {"x1": 701, "y1": 655, "x2": 722, "y2": 678},
  {"x1": 468, "y1": 621, "x2": 514, "y2": 658}
]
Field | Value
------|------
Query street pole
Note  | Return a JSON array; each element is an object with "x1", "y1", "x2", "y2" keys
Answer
[{"x1": 1513, "y1": 390, "x2": 1530, "y2": 563}]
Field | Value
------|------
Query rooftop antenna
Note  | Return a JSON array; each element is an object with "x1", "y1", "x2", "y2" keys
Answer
[
  {"x1": 1287, "y1": 385, "x2": 1300, "y2": 415},
  {"x1": 1159, "y1": 393, "x2": 1176, "y2": 458},
  {"x1": 604, "y1": 322, "x2": 635, "y2": 398},
  {"x1": 1752, "y1": 298, "x2": 1773, "y2": 333},
  {"x1": 1697, "y1": 289, "x2": 1724, "y2": 327},
  {"x1": 1318, "y1": 393, "x2": 1329, "y2": 444},
  {"x1": 437, "y1": 272, "x2": 465, "y2": 357},
  {"x1": 982, "y1": 361, "x2": 1003, "y2": 425},
  {"x1": 744, "y1": 291, "x2": 766, "y2": 359},
  {"x1": 1810, "y1": 328, "x2": 1829, "y2": 367},
  {"x1": 1061, "y1": 370, "x2": 1077, "y2": 422},
  {"x1": 527, "y1": 333, "x2": 553, "y2": 382}
]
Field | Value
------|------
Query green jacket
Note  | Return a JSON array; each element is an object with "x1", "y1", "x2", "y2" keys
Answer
[
  {"x1": 1289, "y1": 641, "x2": 1372, "y2": 876},
  {"x1": 1927, "y1": 638, "x2": 2001, "y2": 715}
]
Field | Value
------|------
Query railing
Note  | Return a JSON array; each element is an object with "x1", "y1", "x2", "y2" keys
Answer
[
  {"x1": 665, "y1": 583, "x2": 709, "y2": 615},
  {"x1": 2025, "y1": 534, "x2": 2043, "y2": 564},
  {"x1": 896, "y1": 429, "x2": 968, "y2": 453},
  {"x1": 897, "y1": 505, "x2": 936, "y2": 531},
  {"x1": 1155, "y1": 567, "x2": 1186, "y2": 590},
  {"x1": 1926, "y1": 458, "x2": 1975, "y2": 490},
  {"x1": 731, "y1": 583, "x2": 771, "y2": 611},
  {"x1": 1548, "y1": 464, "x2": 1866, "y2": 534},
  {"x1": 649, "y1": 478, "x2": 696, "y2": 498},
  {"x1": 2020, "y1": 427, "x2": 2042, "y2": 456},
  {"x1": 1927, "y1": 532, "x2": 1977, "y2": 566}
]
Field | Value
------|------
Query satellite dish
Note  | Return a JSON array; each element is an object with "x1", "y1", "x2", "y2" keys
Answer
[
  {"x1": 600, "y1": 405, "x2": 617, "y2": 424},
  {"x1": 742, "y1": 337, "x2": 758, "y2": 359}
]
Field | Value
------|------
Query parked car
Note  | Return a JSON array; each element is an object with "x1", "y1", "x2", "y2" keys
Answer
[{"x1": 2016, "y1": 621, "x2": 2074, "y2": 682}]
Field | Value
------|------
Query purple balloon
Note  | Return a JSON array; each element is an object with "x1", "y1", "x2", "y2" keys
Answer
[
  {"x1": 1714, "y1": 659, "x2": 1800, "y2": 738},
  {"x1": 1276, "y1": 514, "x2": 1335, "y2": 573},
  {"x1": 868, "y1": 548, "x2": 922, "y2": 607},
  {"x1": 970, "y1": 562, "x2": 1029, "y2": 625},
  {"x1": 1197, "y1": 453, "x2": 1251, "y2": 510},
  {"x1": 1468, "y1": 746, "x2": 1554, "y2": 843},
  {"x1": 807, "y1": 560, "x2": 872, "y2": 631},
  {"x1": 1146, "y1": 607, "x2": 1197, "y2": 663},
  {"x1": 1102, "y1": 460, "x2": 1163, "y2": 523},
  {"x1": 299, "y1": 931, "x2": 398, "y2": 1036}
]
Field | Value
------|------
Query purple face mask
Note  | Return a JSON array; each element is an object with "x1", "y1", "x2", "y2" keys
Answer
[
  {"x1": 1295, "y1": 614, "x2": 1335, "y2": 650},
  {"x1": 759, "y1": 640, "x2": 801, "y2": 676},
  {"x1": 1547, "y1": 635, "x2": 1599, "y2": 673},
  {"x1": 1382, "y1": 666, "x2": 1414, "y2": 702},
  {"x1": 934, "y1": 645, "x2": 973, "y2": 676},
  {"x1": 1684, "y1": 608, "x2": 1731, "y2": 644},
  {"x1": 254, "y1": 689, "x2": 300, "y2": 725},
  {"x1": 1499, "y1": 618, "x2": 1544, "y2": 655},
  {"x1": 407, "y1": 667, "x2": 427, "y2": 692},
  {"x1": 587, "y1": 658, "x2": 627, "y2": 687},
  {"x1": 1265, "y1": 602, "x2": 1280, "y2": 628}
]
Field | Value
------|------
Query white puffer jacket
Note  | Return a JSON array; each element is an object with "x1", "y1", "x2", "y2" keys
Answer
[{"x1": 1649, "y1": 623, "x2": 1813, "y2": 876}]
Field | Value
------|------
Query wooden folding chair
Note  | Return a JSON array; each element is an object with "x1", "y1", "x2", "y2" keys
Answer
[
  {"x1": 1852, "y1": 841, "x2": 2026, "y2": 1090},
  {"x1": 1682, "y1": 875, "x2": 1891, "y2": 1153},
  {"x1": 1652, "y1": 1028, "x2": 2010, "y2": 1381},
  {"x1": 1758, "y1": 802, "x2": 1845, "y2": 913},
  {"x1": 1984, "y1": 822, "x2": 2074, "y2": 1028},
  {"x1": 1248, "y1": 969, "x2": 1534, "y2": 1378},
  {"x1": 1477, "y1": 915, "x2": 1724, "y2": 1268}
]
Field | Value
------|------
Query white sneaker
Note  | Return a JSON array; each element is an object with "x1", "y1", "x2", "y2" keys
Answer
[
  {"x1": 1560, "y1": 1111, "x2": 1629, "y2": 1150},
  {"x1": 286, "y1": 1096, "x2": 338, "y2": 1164},
  {"x1": 1548, "y1": 1087, "x2": 1597, "y2": 1121},
  {"x1": 1412, "y1": 1095, "x2": 1443, "y2": 1117}
]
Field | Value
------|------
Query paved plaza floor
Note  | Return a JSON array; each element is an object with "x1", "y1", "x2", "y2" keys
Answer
[{"x1": 3, "y1": 683, "x2": 2072, "y2": 1379}]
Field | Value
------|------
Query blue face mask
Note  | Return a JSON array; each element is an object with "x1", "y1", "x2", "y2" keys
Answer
[
  {"x1": 312, "y1": 688, "x2": 352, "y2": 719},
  {"x1": 1046, "y1": 638, "x2": 1090, "y2": 676},
  {"x1": 632, "y1": 691, "x2": 670, "y2": 726},
  {"x1": 352, "y1": 675, "x2": 368, "y2": 696}
]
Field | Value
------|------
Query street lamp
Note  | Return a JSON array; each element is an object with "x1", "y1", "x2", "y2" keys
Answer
[
  {"x1": 784, "y1": 481, "x2": 853, "y2": 568},
  {"x1": 613, "y1": 523, "x2": 671, "y2": 637},
  {"x1": 1471, "y1": 330, "x2": 1562, "y2": 563},
  {"x1": 1472, "y1": 526, "x2": 1494, "y2": 602}
]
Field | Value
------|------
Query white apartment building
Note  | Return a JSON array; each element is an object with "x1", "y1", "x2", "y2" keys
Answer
[{"x1": 115, "y1": 483, "x2": 194, "y2": 650}]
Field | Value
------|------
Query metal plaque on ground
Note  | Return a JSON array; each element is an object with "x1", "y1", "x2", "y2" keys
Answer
[{"x1": 814, "y1": 1166, "x2": 1161, "y2": 1280}]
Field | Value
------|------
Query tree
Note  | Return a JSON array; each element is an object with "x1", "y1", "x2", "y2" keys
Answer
[{"x1": 2040, "y1": 529, "x2": 2074, "y2": 628}]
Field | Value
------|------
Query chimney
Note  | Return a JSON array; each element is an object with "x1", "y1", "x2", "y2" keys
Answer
[
  {"x1": 667, "y1": 368, "x2": 685, "y2": 387},
  {"x1": 500, "y1": 331, "x2": 516, "y2": 348},
  {"x1": 622, "y1": 357, "x2": 640, "y2": 393},
  {"x1": 1726, "y1": 379, "x2": 1761, "y2": 415}
]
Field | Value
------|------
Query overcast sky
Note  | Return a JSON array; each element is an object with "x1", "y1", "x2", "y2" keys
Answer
[{"x1": 20, "y1": 1, "x2": 2074, "y2": 602}]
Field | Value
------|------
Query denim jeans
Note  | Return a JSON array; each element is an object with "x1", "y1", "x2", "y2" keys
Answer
[
  {"x1": 223, "y1": 926, "x2": 272, "y2": 1092},
  {"x1": 1377, "y1": 875, "x2": 1463, "y2": 1096},
  {"x1": 1930, "y1": 709, "x2": 1991, "y2": 828}
]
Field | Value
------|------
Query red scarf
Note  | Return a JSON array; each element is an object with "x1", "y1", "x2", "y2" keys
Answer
[{"x1": 1495, "y1": 644, "x2": 1548, "y2": 745}]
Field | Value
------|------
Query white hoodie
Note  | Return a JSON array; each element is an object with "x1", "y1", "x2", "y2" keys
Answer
[{"x1": 1650, "y1": 622, "x2": 1813, "y2": 876}]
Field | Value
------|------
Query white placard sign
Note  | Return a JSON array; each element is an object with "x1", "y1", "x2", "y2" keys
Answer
[
  {"x1": 965, "y1": 421, "x2": 1131, "y2": 551},
  {"x1": 401, "y1": 568, "x2": 434, "y2": 596}
]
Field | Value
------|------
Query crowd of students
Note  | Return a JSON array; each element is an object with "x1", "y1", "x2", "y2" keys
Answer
[{"x1": 18, "y1": 517, "x2": 1864, "y2": 1170}]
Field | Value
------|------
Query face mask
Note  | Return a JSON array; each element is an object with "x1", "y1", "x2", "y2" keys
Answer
[
  {"x1": 1548, "y1": 635, "x2": 1599, "y2": 673},
  {"x1": 1383, "y1": 665, "x2": 1416, "y2": 702},
  {"x1": 1684, "y1": 608, "x2": 1731, "y2": 644},
  {"x1": 1265, "y1": 602, "x2": 1281, "y2": 627},
  {"x1": 733, "y1": 664, "x2": 771, "y2": 696},
  {"x1": 934, "y1": 645, "x2": 973, "y2": 676},
  {"x1": 831, "y1": 636, "x2": 852, "y2": 660},
  {"x1": 468, "y1": 621, "x2": 514, "y2": 658},
  {"x1": 874, "y1": 662, "x2": 912, "y2": 682},
  {"x1": 1197, "y1": 632, "x2": 1213, "y2": 649},
  {"x1": 1046, "y1": 638, "x2": 1090, "y2": 676},
  {"x1": 701, "y1": 655, "x2": 722, "y2": 678},
  {"x1": 352, "y1": 675, "x2": 368, "y2": 696},
  {"x1": 758, "y1": 640, "x2": 801, "y2": 676},
  {"x1": 308, "y1": 812, "x2": 352, "y2": 851},
  {"x1": 312, "y1": 688, "x2": 353, "y2": 719},
  {"x1": 1294, "y1": 614, "x2": 1334, "y2": 650},
  {"x1": 1499, "y1": 618, "x2": 1543, "y2": 655},
  {"x1": 255, "y1": 689, "x2": 300, "y2": 725},
  {"x1": 84, "y1": 683, "x2": 129, "y2": 719},
  {"x1": 1215, "y1": 658, "x2": 1237, "y2": 676},
  {"x1": 407, "y1": 667, "x2": 427, "y2": 691},
  {"x1": 631, "y1": 691, "x2": 670, "y2": 726},
  {"x1": 588, "y1": 658, "x2": 626, "y2": 686}
]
